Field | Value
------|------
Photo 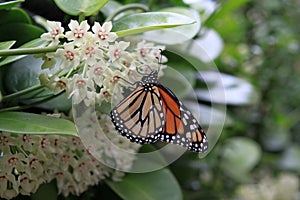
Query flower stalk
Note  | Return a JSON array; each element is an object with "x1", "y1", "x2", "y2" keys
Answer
[
  {"x1": 0, "y1": 46, "x2": 58, "y2": 56},
  {"x1": 105, "y1": 3, "x2": 149, "y2": 22}
]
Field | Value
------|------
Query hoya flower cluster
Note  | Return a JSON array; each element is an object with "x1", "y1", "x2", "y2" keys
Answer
[
  {"x1": 0, "y1": 19, "x2": 167, "y2": 199},
  {"x1": 39, "y1": 20, "x2": 166, "y2": 107},
  {"x1": 0, "y1": 115, "x2": 140, "y2": 199}
]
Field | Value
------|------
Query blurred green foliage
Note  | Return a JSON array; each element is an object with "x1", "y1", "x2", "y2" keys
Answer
[{"x1": 175, "y1": 0, "x2": 300, "y2": 199}]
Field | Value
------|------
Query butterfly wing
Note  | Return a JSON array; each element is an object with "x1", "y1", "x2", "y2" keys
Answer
[
  {"x1": 110, "y1": 85, "x2": 165, "y2": 144},
  {"x1": 157, "y1": 84, "x2": 208, "y2": 152}
]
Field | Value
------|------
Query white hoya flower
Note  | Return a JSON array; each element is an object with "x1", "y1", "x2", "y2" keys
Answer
[
  {"x1": 92, "y1": 21, "x2": 117, "y2": 46},
  {"x1": 65, "y1": 20, "x2": 92, "y2": 46},
  {"x1": 87, "y1": 61, "x2": 109, "y2": 87},
  {"x1": 80, "y1": 38, "x2": 104, "y2": 66},
  {"x1": 68, "y1": 74, "x2": 95, "y2": 105},
  {"x1": 41, "y1": 20, "x2": 65, "y2": 46},
  {"x1": 55, "y1": 42, "x2": 81, "y2": 69},
  {"x1": 108, "y1": 41, "x2": 130, "y2": 62}
]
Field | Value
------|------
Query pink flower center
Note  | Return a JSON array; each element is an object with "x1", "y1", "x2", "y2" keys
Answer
[
  {"x1": 29, "y1": 158, "x2": 38, "y2": 169},
  {"x1": 79, "y1": 162, "x2": 86, "y2": 169},
  {"x1": 140, "y1": 48, "x2": 147, "y2": 57},
  {"x1": 51, "y1": 28, "x2": 60, "y2": 39},
  {"x1": 65, "y1": 50, "x2": 74, "y2": 61},
  {"x1": 20, "y1": 177, "x2": 29, "y2": 184},
  {"x1": 76, "y1": 79, "x2": 86, "y2": 87},
  {"x1": 8, "y1": 157, "x2": 18, "y2": 166},
  {"x1": 40, "y1": 137, "x2": 48, "y2": 148},
  {"x1": 85, "y1": 46, "x2": 95, "y2": 57},
  {"x1": 93, "y1": 67, "x2": 103, "y2": 75},
  {"x1": 110, "y1": 75, "x2": 120, "y2": 83},
  {"x1": 0, "y1": 176, "x2": 6, "y2": 182},
  {"x1": 73, "y1": 28, "x2": 84, "y2": 38},
  {"x1": 72, "y1": 137, "x2": 81, "y2": 146},
  {"x1": 54, "y1": 139, "x2": 59, "y2": 147},
  {"x1": 102, "y1": 90, "x2": 109, "y2": 96},
  {"x1": 114, "y1": 48, "x2": 122, "y2": 59},
  {"x1": 0, "y1": 135, "x2": 8, "y2": 145},
  {"x1": 23, "y1": 134, "x2": 32, "y2": 143},
  {"x1": 61, "y1": 154, "x2": 70, "y2": 163},
  {"x1": 56, "y1": 172, "x2": 64, "y2": 178},
  {"x1": 57, "y1": 80, "x2": 67, "y2": 89},
  {"x1": 122, "y1": 59, "x2": 131, "y2": 67},
  {"x1": 98, "y1": 28, "x2": 108, "y2": 40}
]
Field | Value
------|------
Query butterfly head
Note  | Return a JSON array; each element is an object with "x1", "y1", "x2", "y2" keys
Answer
[{"x1": 140, "y1": 71, "x2": 158, "y2": 84}]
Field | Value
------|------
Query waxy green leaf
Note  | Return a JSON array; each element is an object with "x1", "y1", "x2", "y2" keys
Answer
[
  {"x1": 54, "y1": 0, "x2": 109, "y2": 16},
  {"x1": 0, "y1": 112, "x2": 77, "y2": 136},
  {"x1": 113, "y1": 12, "x2": 195, "y2": 37}
]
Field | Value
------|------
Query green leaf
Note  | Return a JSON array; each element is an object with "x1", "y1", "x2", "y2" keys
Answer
[
  {"x1": 4, "y1": 55, "x2": 45, "y2": 93},
  {"x1": 0, "y1": 41, "x2": 16, "y2": 59},
  {"x1": 0, "y1": 112, "x2": 77, "y2": 136},
  {"x1": 142, "y1": 7, "x2": 201, "y2": 44},
  {"x1": 0, "y1": 38, "x2": 47, "y2": 67},
  {"x1": 160, "y1": 66, "x2": 195, "y2": 99},
  {"x1": 0, "y1": 41, "x2": 16, "y2": 50},
  {"x1": 54, "y1": 0, "x2": 110, "y2": 16},
  {"x1": 279, "y1": 145, "x2": 300, "y2": 173},
  {"x1": 113, "y1": 12, "x2": 195, "y2": 37},
  {"x1": 101, "y1": 0, "x2": 122, "y2": 17},
  {"x1": 184, "y1": 101, "x2": 231, "y2": 126},
  {"x1": 0, "y1": 23, "x2": 44, "y2": 47},
  {"x1": 205, "y1": 0, "x2": 251, "y2": 27},
  {"x1": 195, "y1": 71, "x2": 259, "y2": 105},
  {"x1": 23, "y1": 93, "x2": 72, "y2": 113},
  {"x1": 31, "y1": 181, "x2": 58, "y2": 200},
  {"x1": 0, "y1": 8, "x2": 31, "y2": 25},
  {"x1": 221, "y1": 137, "x2": 261, "y2": 182},
  {"x1": 106, "y1": 168, "x2": 182, "y2": 200},
  {"x1": 176, "y1": 29, "x2": 223, "y2": 63},
  {"x1": 0, "y1": 0, "x2": 24, "y2": 10},
  {"x1": 2, "y1": 55, "x2": 71, "y2": 111}
]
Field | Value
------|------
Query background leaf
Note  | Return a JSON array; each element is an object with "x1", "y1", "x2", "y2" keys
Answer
[
  {"x1": 113, "y1": 12, "x2": 195, "y2": 37},
  {"x1": 101, "y1": 0, "x2": 122, "y2": 17},
  {"x1": 106, "y1": 168, "x2": 182, "y2": 200},
  {"x1": 0, "y1": 112, "x2": 77, "y2": 136},
  {"x1": 0, "y1": 0, "x2": 24, "y2": 10},
  {"x1": 142, "y1": 7, "x2": 201, "y2": 44},
  {"x1": 0, "y1": 41, "x2": 16, "y2": 50},
  {"x1": 220, "y1": 137, "x2": 262, "y2": 182},
  {"x1": 54, "y1": 0, "x2": 110, "y2": 16},
  {"x1": 1, "y1": 55, "x2": 71, "y2": 111},
  {"x1": 0, "y1": 41, "x2": 16, "y2": 59},
  {"x1": 0, "y1": 8, "x2": 31, "y2": 25},
  {"x1": 195, "y1": 71, "x2": 259, "y2": 105},
  {"x1": 205, "y1": 0, "x2": 251, "y2": 27},
  {"x1": 0, "y1": 23, "x2": 44, "y2": 47}
]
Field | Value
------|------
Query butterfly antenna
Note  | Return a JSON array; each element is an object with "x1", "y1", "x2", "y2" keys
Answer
[
  {"x1": 117, "y1": 75, "x2": 137, "y2": 88},
  {"x1": 157, "y1": 49, "x2": 163, "y2": 73},
  {"x1": 136, "y1": 65, "x2": 153, "y2": 75}
]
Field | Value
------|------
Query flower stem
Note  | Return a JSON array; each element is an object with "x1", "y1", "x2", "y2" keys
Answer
[
  {"x1": 0, "y1": 46, "x2": 59, "y2": 56},
  {"x1": 82, "y1": 62, "x2": 88, "y2": 77},
  {"x1": 66, "y1": 68, "x2": 74, "y2": 78},
  {"x1": 105, "y1": 3, "x2": 149, "y2": 22},
  {"x1": 78, "y1": 14, "x2": 86, "y2": 23},
  {"x1": 1, "y1": 85, "x2": 43, "y2": 102},
  {"x1": 0, "y1": 92, "x2": 64, "y2": 112}
]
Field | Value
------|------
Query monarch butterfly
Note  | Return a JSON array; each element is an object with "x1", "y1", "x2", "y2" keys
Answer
[{"x1": 110, "y1": 69, "x2": 208, "y2": 153}]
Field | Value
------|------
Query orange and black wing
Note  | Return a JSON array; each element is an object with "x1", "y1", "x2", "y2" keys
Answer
[
  {"x1": 110, "y1": 85, "x2": 165, "y2": 144},
  {"x1": 157, "y1": 84, "x2": 208, "y2": 152}
]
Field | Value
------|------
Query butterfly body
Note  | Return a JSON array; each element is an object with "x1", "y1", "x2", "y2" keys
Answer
[{"x1": 110, "y1": 71, "x2": 208, "y2": 153}]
